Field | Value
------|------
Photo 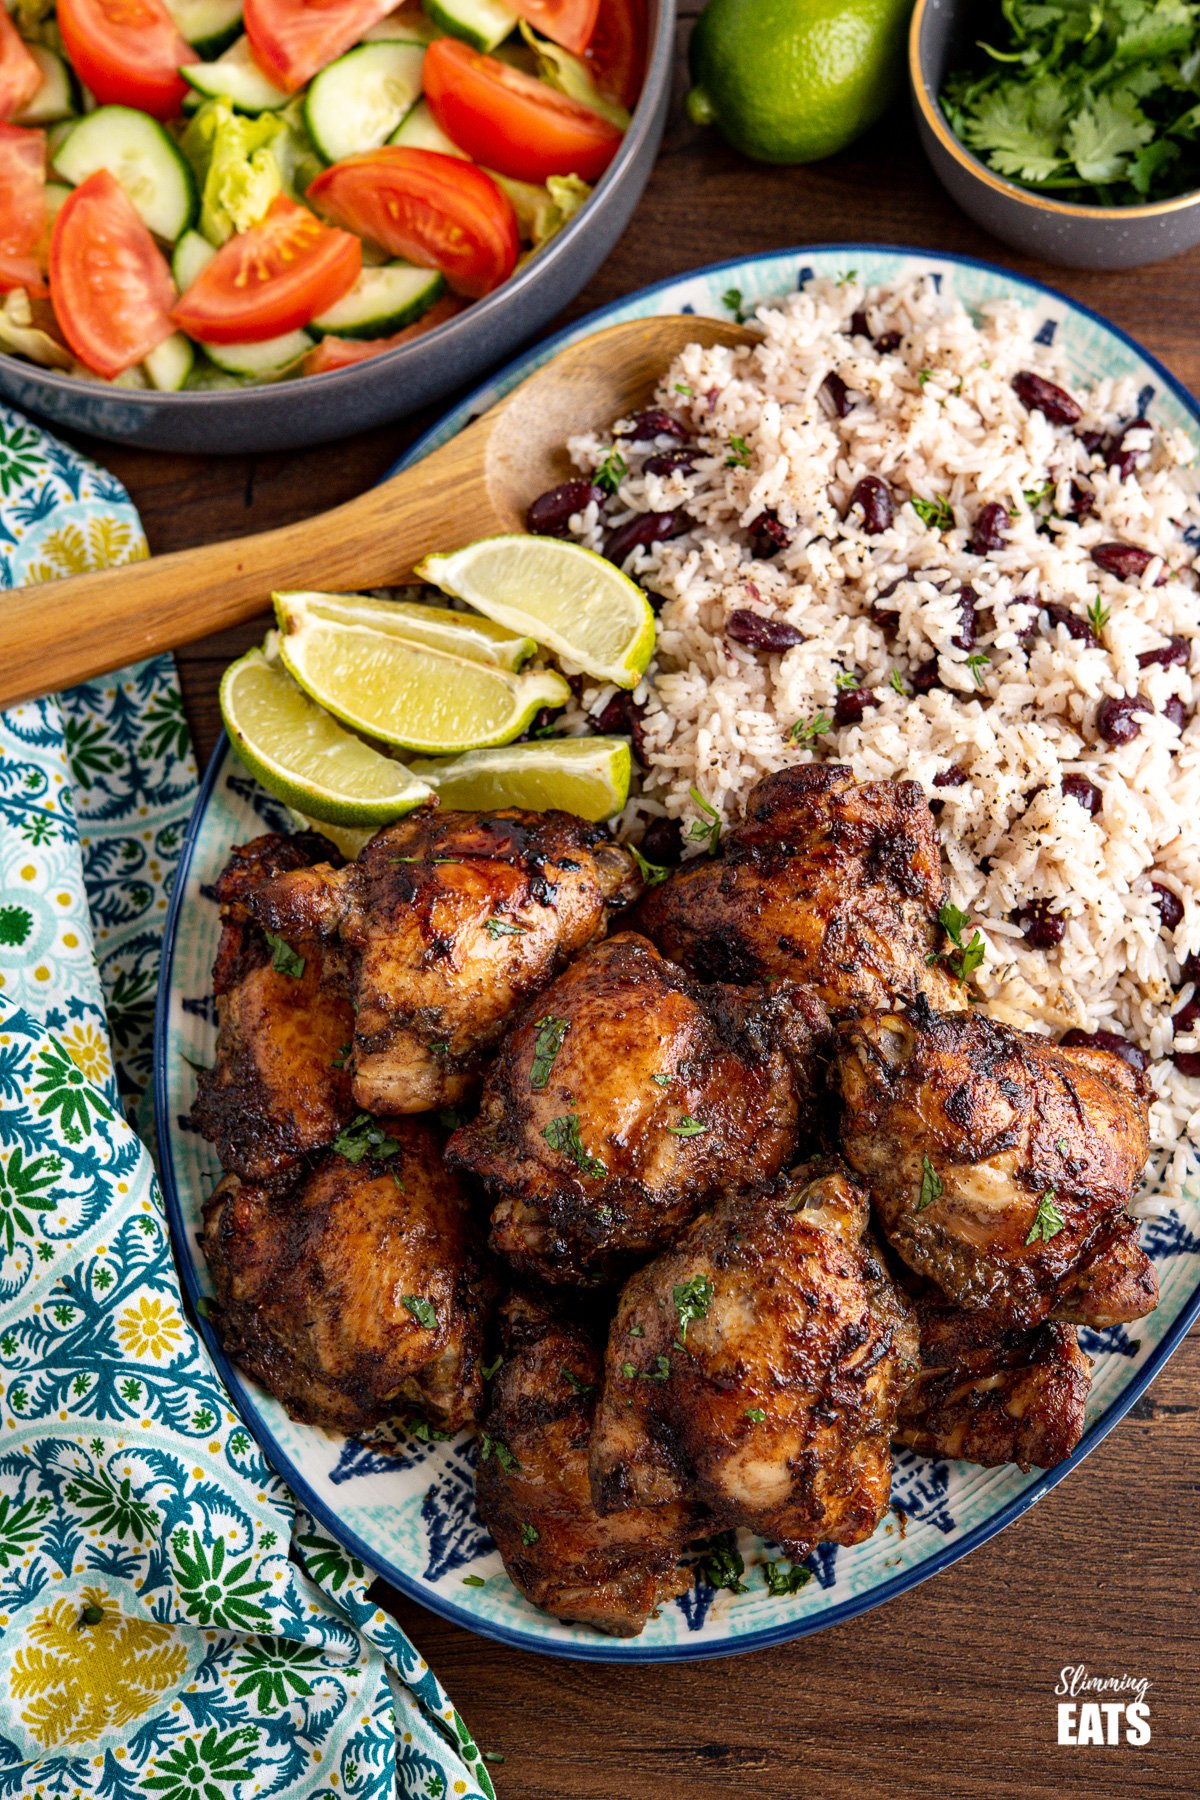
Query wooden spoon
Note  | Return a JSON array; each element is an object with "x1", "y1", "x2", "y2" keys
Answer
[{"x1": 0, "y1": 314, "x2": 756, "y2": 708}]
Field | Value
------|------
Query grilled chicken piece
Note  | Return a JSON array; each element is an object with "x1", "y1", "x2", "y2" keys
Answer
[
  {"x1": 836, "y1": 998, "x2": 1156, "y2": 1329},
  {"x1": 895, "y1": 1297, "x2": 1091, "y2": 1472},
  {"x1": 588, "y1": 1160, "x2": 918, "y2": 1557},
  {"x1": 202, "y1": 1117, "x2": 489, "y2": 1433},
  {"x1": 475, "y1": 1292, "x2": 696, "y2": 1636},
  {"x1": 635, "y1": 764, "x2": 964, "y2": 1013},
  {"x1": 190, "y1": 832, "x2": 355, "y2": 1182},
  {"x1": 448, "y1": 932, "x2": 832, "y2": 1286},
  {"x1": 245, "y1": 807, "x2": 640, "y2": 1114}
]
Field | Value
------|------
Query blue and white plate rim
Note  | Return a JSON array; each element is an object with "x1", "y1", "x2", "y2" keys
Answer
[{"x1": 155, "y1": 241, "x2": 1200, "y2": 1663}]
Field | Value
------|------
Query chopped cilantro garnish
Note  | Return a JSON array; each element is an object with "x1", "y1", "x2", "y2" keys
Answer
[
  {"x1": 763, "y1": 1559, "x2": 812, "y2": 1597},
  {"x1": 331, "y1": 1040, "x2": 352, "y2": 1070},
  {"x1": 725, "y1": 435, "x2": 752, "y2": 469},
  {"x1": 479, "y1": 1434, "x2": 518, "y2": 1472},
  {"x1": 937, "y1": 900, "x2": 986, "y2": 984},
  {"x1": 402, "y1": 1295, "x2": 437, "y2": 1330},
  {"x1": 542, "y1": 1111, "x2": 607, "y2": 1178},
  {"x1": 674, "y1": 381, "x2": 693, "y2": 395},
  {"x1": 966, "y1": 651, "x2": 991, "y2": 688},
  {"x1": 744, "y1": 1406, "x2": 766, "y2": 1424},
  {"x1": 665, "y1": 1116, "x2": 707, "y2": 1138},
  {"x1": 890, "y1": 668, "x2": 910, "y2": 695},
  {"x1": 561, "y1": 1366, "x2": 594, "y2": 1396},
  {"x1": 835, "y1": 669, "x2": 860, "y2": 690},
  {"x1": 485, "y1": 916, "x2": 528, "y2": 938},
  {"x1": 699, "y1": 1532, "x2": 747, "y2": 1593},
  {"x1": 673, "y1": 1274, "x2": 714, "y2": 1342},
  {"x1": 1026, "y1": 1189, "x2": 1065, "y2": 1244},
  {"x1": 482, "y1": 1355, "x2": 503, "y2": 1381},
  {"x1": 462, "y1": 1574, "x2": 486, "y2": 1587},
  {"x1": 1087, "y1": 594, "x2": 1111, "y2": 634},
  {"x1": 722, "y1": 286, "x2": 746, "y2": 323},
  {"x1": 333, "y1": 1113, "x2": 402, "y2": 1165},
  {"x1": 917, "y1": 1153, "x2": 944, "y2": 1212},
  {"x1": 650, "y1": 1072, "x2": 672, "y2": 1087},
  {"x1": 686, "y1": 785, "x2": 722, "y2": 855},
  {"x1": 264, "y1": 931, "x2": 305, "y2": 979},
  {"x1": 911, "y1": 494, "x2": 955, "y2": 532},
  {"x1": 1023, "y1": 479, "x2": 1055, "y2": 509},
  {"x1": 595, "y1": 445, "x2": 627, "y2": 495},
  {"x1": 530, "y1": 1015, "x2": 569, "y2": 1090},
  {"x1": 631, "y1": 844, "x2": 671, "y2": 886},
  {"x1": 520, "y1": 1522, "x2": 539, "y2": 1546}
]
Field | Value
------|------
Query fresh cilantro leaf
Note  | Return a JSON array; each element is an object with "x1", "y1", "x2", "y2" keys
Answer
[
  {"x1": 530, "y1": 1015, "x2": 569, "y2": 1090},
  {"x1": 1026, "y1": 1189, "x2": 1066, "y2": 1244},
  {"x1": 485, "y1": 915, "x2": 528, "y2": 938},
  {"x1": 631, "y1": 844, "x2": 671, "y2": 886},
  {"x1": 331, "y1": 1039, "x2": 352, "y2": 1070},
  {"x1": 722, "y1": 286, "x2": 745, "y2": 323},
  {"x1": 937, "y1": 901, "x2": 986, "y2": 984},
  {"x1": 479, "y1": 1434, "x2": 518, "y2": 1472},
  {"x1": 665, "y1": 1115, "x2": 707, "y2": 1138},
  {"x1": 595, "y1": 446, "x2": 627, "y2": 495},
  {"x1": 334, "y1": 1113, "x2": 402, "y2": 1164},
  {"x1": 673, "y1": 1274, "x2": 714, "y2": 1342},
  {"x1": 520, "y1": 1522, "x2": 539, "y2": 1546},
  {"x1": 966, "y1": 651, "x2": 991, "y2": 688},
  {"x1": 725, "y1": 435, "x2": 752, "y2": 469},
  {"x1": 402, "y1": 1295, "x2": 437, "y2": 1330},
  {"x1": 917, "y1": 1153, "x2": 944, "y2": 1212},
  {"x1": 561, "y1": 1366, "x2": 594, "y2": 1396},
  {"x1": 687, "y1": 785, "x2": 722, "y2": 855},
  {"x1": 699, "y1": 1532, "x2": 747, "y2": 1593},
  {"x1": 1067, "y1": 90, "x2": 1155, "y2": 184},
  {"x1": 264, "y1": 931, "x2": 305, "y2": 979},
  {"x1": 674, "y1": 381, "x2": 693, "y2": 395},
  {"x1": 763, "y1": 1559, "x2": 812, "y2": 1597},
  {"x1": 650, "y1": 1072, "x2": 672, "y2": 1087},
  {"x1": 744, "y1": 1406, "x2": 766, "y2": 1424},
  {"x1": 462, "y1": 1574, "x2": 486, "y2": 1587},
  {"x1": 542, "y1": 1112, "x2": 607, "y2": 1178},
  {"x1": 911, "y1": 494, "x2": 955, "y2": 532}
]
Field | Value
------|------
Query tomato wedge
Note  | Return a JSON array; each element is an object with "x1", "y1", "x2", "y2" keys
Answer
[
  {"x1": 0, "y1": 123, "x2": 48, "y2": 296},
  {"x1": 244, "y1": 0, "x2": 399, "y2": 92},
  {"x1": 309, "y1": 149, "x2": 519, "y2": 300},
  {"x1": 49, "y1": 171, "x2": 175, "y2": 376},
  {"x1": 0, "y1": 11, "x2": 43, "y2": 122},
  {"x1": 304, "y1": 293, "x2": 464, "y2": 375},
  {"x1": 423, "y1": 37, "x2": 623, "y2": 185},
  {"x1": 172, "y1": 194, "x2": 361, "y2": 344},
  {"x1": 584, "y1": 0, "x2": 646, "y2": 110},
  {"x1": 509, "y1": 0, "x2": 599, "y2": 55},
  {"x1": 57, "y1": 0, "x2": 190, "y2": 120}
]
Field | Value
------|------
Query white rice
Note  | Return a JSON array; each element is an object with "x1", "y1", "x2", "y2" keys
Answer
[{"x1": 561, "y1": 274, "x2": 1200, "y2": 1200}]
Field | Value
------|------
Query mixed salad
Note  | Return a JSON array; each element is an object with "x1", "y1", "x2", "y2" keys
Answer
[{"x1": 0, "y1": 0, "x2": 644, "y2": 386}]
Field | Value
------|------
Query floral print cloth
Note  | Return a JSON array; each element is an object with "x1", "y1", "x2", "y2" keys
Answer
[{"x1": 0, "y1": 405, "x2": 493, "y2": 1800}]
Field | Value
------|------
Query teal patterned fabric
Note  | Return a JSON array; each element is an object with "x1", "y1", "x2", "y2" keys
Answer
[{"x1": 0, "y1": 404, "x2": 493, "y2": 1800}]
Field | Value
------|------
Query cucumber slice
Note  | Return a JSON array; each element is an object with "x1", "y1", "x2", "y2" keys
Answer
[
  {"x1": 182, "y1": 36, "x2": 290, "y2": 113},
  {"x1": 13, "y1": 46, "x2": 77, "y2": 125},
  {"x1": 304, "y1": 41, "x2": 425, "y2": 163},
  {"x1": 364, "y1": 6, "x2": 439, "y2": 42},
  {"x1": 201, "y1": 330, "x2": 312, "y2": 376},
  {"x1": 166, "y1": 0, "x2": 243, "y2": 54},
  {"x1": 44, "y1": 182, "x2": 72, "y2": 227},
  {"x1": 310, "y1": 262, "x2": 444, "y2": 339},
  {"x1": 172, "y1": 227, "x2": 217, "y2": 291},
  {"x1": 388, "y1": 96, "x2": 466, "y2": 155},
  {"x1": 144, "y1": 332, "x2": 196, "y2": 391},
  {"x1": 53, "y1": 107, "x2": 197, "y2": 242},
  {"x1": 422, "y1": 0, "x2": 517, "y2": 52}
]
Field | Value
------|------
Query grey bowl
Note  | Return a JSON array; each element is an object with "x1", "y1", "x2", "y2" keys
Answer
[
  {"x1": 0, "y1": 2, "x2": 674, "y2": 453},
  {"x1": 910, "y1": 0, "x2": 1200, "y2": 269}
]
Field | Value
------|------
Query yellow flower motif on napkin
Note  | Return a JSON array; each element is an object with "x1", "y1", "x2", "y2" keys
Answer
[
  {"x1": 60, "y1": 1021, "x2": 112, "y2": 1087},
  {"x1": 117, "y1": 1295, "x2": 183, "y2": 1362},
  {"x1": 27, "y1": 515, "x2": 148, "y2": 584},
  {"x1": 9, "y1": 1585, "x2": 188, "y2": 1746}
]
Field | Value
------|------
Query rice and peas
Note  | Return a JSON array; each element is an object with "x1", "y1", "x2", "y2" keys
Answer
[{"x1": 554, "y1": 273, "x2": 1200, "y2": 1202}]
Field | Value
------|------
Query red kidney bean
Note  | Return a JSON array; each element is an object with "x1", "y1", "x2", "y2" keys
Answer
[
  {"x1": 1096, "y1": 695, "x2": 1152, "y2": 744},
  {"x1": 1171, "y1": 994, "x2": 1200, "y2": 1076},
  {"x1": 1075, "y1": 428, "x2": 1105, "y2": 455},
  {"x1": 591, "y1": 689, "x2": 647, "y2": 765},
  {"x1": 1091, "y1": 542, "x2": 1164, "y2": 583},
  {"x1": 933, "y1": 765, "x2": 968, "y2": 788},
  {"x1": 1066, "y1": 479, "x2": 1095, "y2": 519},
  {"x1": 834, "y1": 686, "x2": 880, "y2": 726},
  {"x1": 952, "y1": 585, "x2": 978, "y2": 651},
  {"x1": 748, "y1": 509, "x2": 792, "y2": 558},
  {"x1": 875, "y1": 330, "x2": 902, "y2": 353},
  {"x1": 527, "y1": 479, "x2": 604, "y2": 537},
  {"x1": 970, "y1": 503, "x2": 1008, "y2": 554},
  {"x1": 1062, "y1": 774, "x2": 1102, "y2": 814},
  {"x1": 847, "y1": 475, "x2": 893, "y2": 534},
  {"x1": 643, "y1": 447, "x2": 697, "y2": 477},
  {"x1": 911, "y1": 659, "x2": 941, "y2": 694},
  {"x1": 1061, "y1": 1027, "x2": 1148, "y2": 1073},
  {"x1": 1164, "y1": 696, "x2": 1187, "y2": 731},
  {"x1": 1174, "y1": 1049, "x2": 1200, "y2": 1077},
  {"x1": 1012, "y1": 371, "x2": 1082, "y2": 425},
  {"x1": 849, "y1": 309, "x2": 870, "y2": 338},
  {"x1": 521, "y1": 706, "x2": 560, "y2": 742},
  {"x1": 1152, "y1": 882, "x2": 1184, "y2": 931},
  {"x1": 1015, "y1": 899, "x2": 1065, "y2": 948},
  {"x1": 603, "y1": 511, "x2": 686, "y2": 566},
  {"x1": 726, "y1": 610, "x2": 804, "y2": 652},
  {"x1": 1043, "y1": 600, "x2": 1096, "y2": 644},
  {"x1": 820, "y1": 371, "x2": 853, "y2": 418},
  {"x1": 1106, "y1": 417, "x2": 1151, "y2": 480},
  {"x1": 1138, "y1": 635, "x2": 1189, "y2": 669},
  {"x1": 641, "y1": 815, "x2": 683, "y2": 867},
  {"x1": 618, "y1": 409, "x2": 690, "y2": 442}
]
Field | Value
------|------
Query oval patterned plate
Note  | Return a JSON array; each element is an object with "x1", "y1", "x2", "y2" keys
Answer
[{"x1": 157, "y1": 245, "x2": 1200, "y2": 1662}]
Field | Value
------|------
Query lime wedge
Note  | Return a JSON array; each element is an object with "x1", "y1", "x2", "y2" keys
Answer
[
  {"x1": 286, "y1": 807, "x2": 378, "y2": 860},
  {"x1": 220, "y1": 648, "x2": 433, "y2": 825},
  {"x1": 274, "y1": 589, "x2": 536, "y2": 670},
  {"x1": 408, "y1": 736, "x2": 632, "y2": 821},
  {"x1": 274, "y1": 598, "x2": 570, "y2": 753},
  {"x1": 416, "y1": 535, "x2": 656, "y2": 690}
]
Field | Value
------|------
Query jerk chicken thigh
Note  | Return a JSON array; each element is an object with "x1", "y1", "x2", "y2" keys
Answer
[
  {"x1": 475, "y1": 1293, "x2": 697, "y2": 1635},
  {"x1": 589, "y1": 1160, "x2": 918, "y2": 1555},
  {"x1": 636, "y1": 764, "x2": 965, "y2": 1014},
  {"x1": 202, "y1": 1116, "x2": 489, "y2": 1434},
  {"x1": 190, "y1": 832, "x2": 356, "y2": 1181},
  {"x1": 448, "y1": 931, "x2": 833, "y2": 1285},
  {"x1": 837, "y1": 999, "x2": 1156, "y2": 1329},
  {"x1": 245, "y1": 806, "x2": 639, "y2": 1113}
]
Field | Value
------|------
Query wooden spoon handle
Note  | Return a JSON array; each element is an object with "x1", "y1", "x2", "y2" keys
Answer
[{"x1": 0, "y1": 431, "x2": 499, "y2": 709}]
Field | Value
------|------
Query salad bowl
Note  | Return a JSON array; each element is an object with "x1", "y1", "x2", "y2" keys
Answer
[{"x1": 0, "y1": 0, "x2": 674, "y2": 454}]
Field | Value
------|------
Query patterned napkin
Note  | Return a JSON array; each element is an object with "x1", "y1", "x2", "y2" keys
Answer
[{"x1": 0, "y1": 405, "x2": 494, "y2": 1799}]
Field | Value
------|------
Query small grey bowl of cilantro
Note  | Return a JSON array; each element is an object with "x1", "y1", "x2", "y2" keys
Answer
[{"x1": 910, "y1": 0, "x2": 1200, "y2": 268}]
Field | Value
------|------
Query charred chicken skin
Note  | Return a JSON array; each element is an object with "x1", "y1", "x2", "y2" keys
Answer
[
  {"x1": 837, "y1": 999, "x2": 1156, "y2": 1329},
  {"x1": 895, "y1": 1297, "x2": 1091, "y2": 1472},
  {"x1": 474, "y1": 1293, "x2": 696, "y2": 1636},
  {"x1": 588, "y1": 1160, "x2": 918, "y2": 1557},
  {"x1": 245, "y1": 807, "x2": 640, "y2": 1114},
  {"x1": 190, "y1": 833, "x2": 356, "y2": 1182},
  {"x1": 448, "y1": 931, "x2": 833, "y2": 1285},
  {"x1": 202, "y1": 1116, "x2": 489, "y2": 1434},
  {"x1": 635, "y1": 764, "x2": 964, "y2": 1013}
]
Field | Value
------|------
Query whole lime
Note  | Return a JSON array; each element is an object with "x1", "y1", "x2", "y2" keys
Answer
[{"x1": 687, "y1": 0, "x2": 913, "y2": 165}]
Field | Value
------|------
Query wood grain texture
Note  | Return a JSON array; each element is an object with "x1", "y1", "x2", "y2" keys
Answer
[{"x1": 60, "y1": 11, "x2": 1199, "y2": 1789}]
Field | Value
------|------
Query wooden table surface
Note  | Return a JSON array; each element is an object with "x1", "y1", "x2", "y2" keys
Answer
[{"x1": 66, "y1": 8, "x2": 1200, "y2": 1793}]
